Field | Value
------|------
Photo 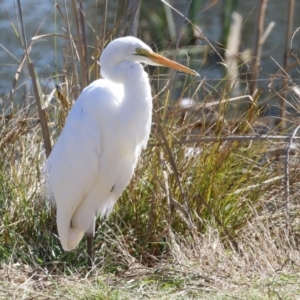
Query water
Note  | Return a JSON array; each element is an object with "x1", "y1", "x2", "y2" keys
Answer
[
  {"x1": 199, "y1": 1, "x2": 300, "y2": 81},
  {"x1": 0, "y1": 1, "x2": 61, "y2": 94},
  {"x1": 0, "y1": 0, "x2": 112, "y2": 96},
  {"x1": 1, "y1": 0, "x2": 300, "y2": 99}
]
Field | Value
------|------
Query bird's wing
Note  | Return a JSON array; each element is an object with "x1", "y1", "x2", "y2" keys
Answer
[{"x1": 44, "y1": 79, "x2": 121, "y2": 219}]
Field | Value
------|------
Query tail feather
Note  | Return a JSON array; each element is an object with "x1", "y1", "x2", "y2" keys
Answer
[
  {"x1": 66, "y1": 227, "x2": 85, "y2": 250},
  {"x1": 56, "y1": 211, "x2": 85, "y2": 251}
]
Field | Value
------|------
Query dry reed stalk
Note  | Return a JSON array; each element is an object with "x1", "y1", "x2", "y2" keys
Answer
[
  {"x1": 249, "y1": 0, "x2": 268, "y2": 96},
  {"x1": 280, "y1": 0, "x2": 295, "y2": 132},
  {"x1": 224, "y1": 12, "x2": 242, "y2": 94},
  {"x1": 16, "y1": 0, "x2": 52, "y2": 157},
  {"x1": 118, "y1": 0, "x2": 142, "y2": 37},
  {"x1": 284, "y1": 125, "x2": 300, "y2": 238},
  {"x1": 161, "y1": 0, "x2": 224, "y2": 63},
  {"x1": 150, "y1": 134, "x2": 300, "y2": 147},
  {"x1": 58, "y1": 1, "x2": 80, "y2": 98},
  {"x1": 71, "y1": 0, "x2": 88, "y2": 88},
  {"x1": 28, "y1": 62, "x2": 52, "y2": 157},
  {"x1": 8, "y1": 41, "x2": 32, "y2": 101},
  {"x1": 153, "y1": 111, "x2": 190, "y2": 213}
]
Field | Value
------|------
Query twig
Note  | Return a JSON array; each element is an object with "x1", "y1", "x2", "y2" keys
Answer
[
  {"x1": 16, "y1": 0, "x2": 52, "y2": 157},
  {"x1": 160, "y1": 0, "x2": 224, "y2": 63},
  {"x1": 172, "y1": 95, "x2": 254, "y2": 116},
  {"x1": 8, "y1": 40, "x2": 32, "y2": 101},
  {"x1": 149, "y1": 134, "x2": 300, "y2": 147},
  {"x1": 100, "y1": 0, "x2": 108, "y2": 45},
  {"x1": 233, "y1": 176, "x2": 284, "y2": 195},
  {"x1": 153, "y1": 110, "x2": 194, "y2": 227},
  {"x1": 284, "y1": 125, "x2": 300, "y2": 238},
  {"x1": 78, "y1": 0, "x2": 88, "y2": 79},
  {"x1": 280, "y1": 0, "x2": 295, "y2": 132},
  {"x1": 28, "y1": 63, "x2": 52, "y2": 157},
  {"x1": 174, "y1": 0, "x2": 191, "y2": 51},
  {"x1": 118, "y1": 0, "x2": 141, "y2": 37},
  {"x1": 249, "y1": 0, "x2": 268, "y2": 96},
  {"x1": 61, "y1": 1, "x2": 79, "y2": 98},
  {"x1": 224, "y1": 12, "x2": 242, "y2": 92},
  {"x1": 260, "y1": 21, "x2": 275, "y2": 45},
  {"x1": 153, "y1": 165, "x2": 195, "y2": 233},
  {"x1": 160, "y1": 150, "x2": 173, "y2": 225},
  {"x1": 71, "y1": 0, "x2": 88, "y2": 88},
  {"x1": 163, "y1": 0, "x2": 176, "y2": 41},
  {"x1": 153, "y1": 111, "x2": 185, "y2": 200}
]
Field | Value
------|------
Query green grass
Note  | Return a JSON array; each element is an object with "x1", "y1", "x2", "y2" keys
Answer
[{"x1": 1, "y1": 1, "x2": 300, "y2": 299}]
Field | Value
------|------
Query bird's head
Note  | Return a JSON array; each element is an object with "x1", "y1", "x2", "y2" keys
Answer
[{"x1": 100, "y1": 36, "x2": 199, "y2": 81}]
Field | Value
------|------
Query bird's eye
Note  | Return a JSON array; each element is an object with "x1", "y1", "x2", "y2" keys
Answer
[{"x1": 135, "y1": 48, "x2": 147, "y2": 56}]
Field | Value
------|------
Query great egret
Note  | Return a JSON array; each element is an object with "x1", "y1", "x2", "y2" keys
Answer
[{"x1": 44, "y1": 36, "x2": 198, "y2": 269}]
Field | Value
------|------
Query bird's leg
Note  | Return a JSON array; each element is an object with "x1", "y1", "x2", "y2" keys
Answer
[{"x1": 87, "y1": 235, "x2": 94, "y2": 271}]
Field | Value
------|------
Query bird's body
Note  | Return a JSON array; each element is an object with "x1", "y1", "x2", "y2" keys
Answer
[{"x1": 44, "y1": 36, "x2": 198, "y2": 262}]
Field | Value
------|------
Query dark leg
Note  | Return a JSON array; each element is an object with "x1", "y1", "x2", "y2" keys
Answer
[{"x1": 87, "y1": 235, "x2": 94, "y2": 271}]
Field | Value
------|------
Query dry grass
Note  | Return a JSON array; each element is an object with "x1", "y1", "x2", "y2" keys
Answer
[{"x1": 1, "y1": 227, "x2": 300, "y2": 299}]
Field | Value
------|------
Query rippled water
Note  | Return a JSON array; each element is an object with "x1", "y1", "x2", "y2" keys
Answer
[
  {"x1": 0, "y1": 1, "x2": 61, "y2": 94},
  {"x1": 0, "y1": 0, "x2": 107, "y2": 95},
  {"x1": 1, "y1": 0, "x2": 299, "y2": 96}
]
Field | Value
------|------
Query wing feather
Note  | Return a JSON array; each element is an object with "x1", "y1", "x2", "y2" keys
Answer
[{"x1": 44, "y1": 79, "x2": 122, "y2": 249}]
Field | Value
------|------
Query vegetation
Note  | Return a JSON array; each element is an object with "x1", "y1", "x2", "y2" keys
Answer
[{"x1": 1, "y1": 0, "x2": 300, "y2": 299}]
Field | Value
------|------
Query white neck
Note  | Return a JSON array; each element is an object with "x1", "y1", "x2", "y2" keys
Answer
[{"x1": 118, "y1": 62, "x2": 153, "y2": 147}]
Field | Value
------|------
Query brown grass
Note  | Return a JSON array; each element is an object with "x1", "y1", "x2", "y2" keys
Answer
[{"x1": 1, "y1": 226, "x2": 300, "y2": 299}]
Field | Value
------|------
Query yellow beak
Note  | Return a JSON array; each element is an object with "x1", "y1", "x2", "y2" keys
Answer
[{"x1": 147, "y1": 52, "x2": 199, "y2": 76}]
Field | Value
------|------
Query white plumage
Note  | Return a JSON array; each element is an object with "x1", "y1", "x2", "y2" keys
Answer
[{"x1": 44, "y1": 36, "x2": 198, "y2": 259}]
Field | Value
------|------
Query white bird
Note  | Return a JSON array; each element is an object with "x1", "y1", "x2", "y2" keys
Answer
[{"x1": 44, "y1": 36, "x2": 198, "y2": 269}]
